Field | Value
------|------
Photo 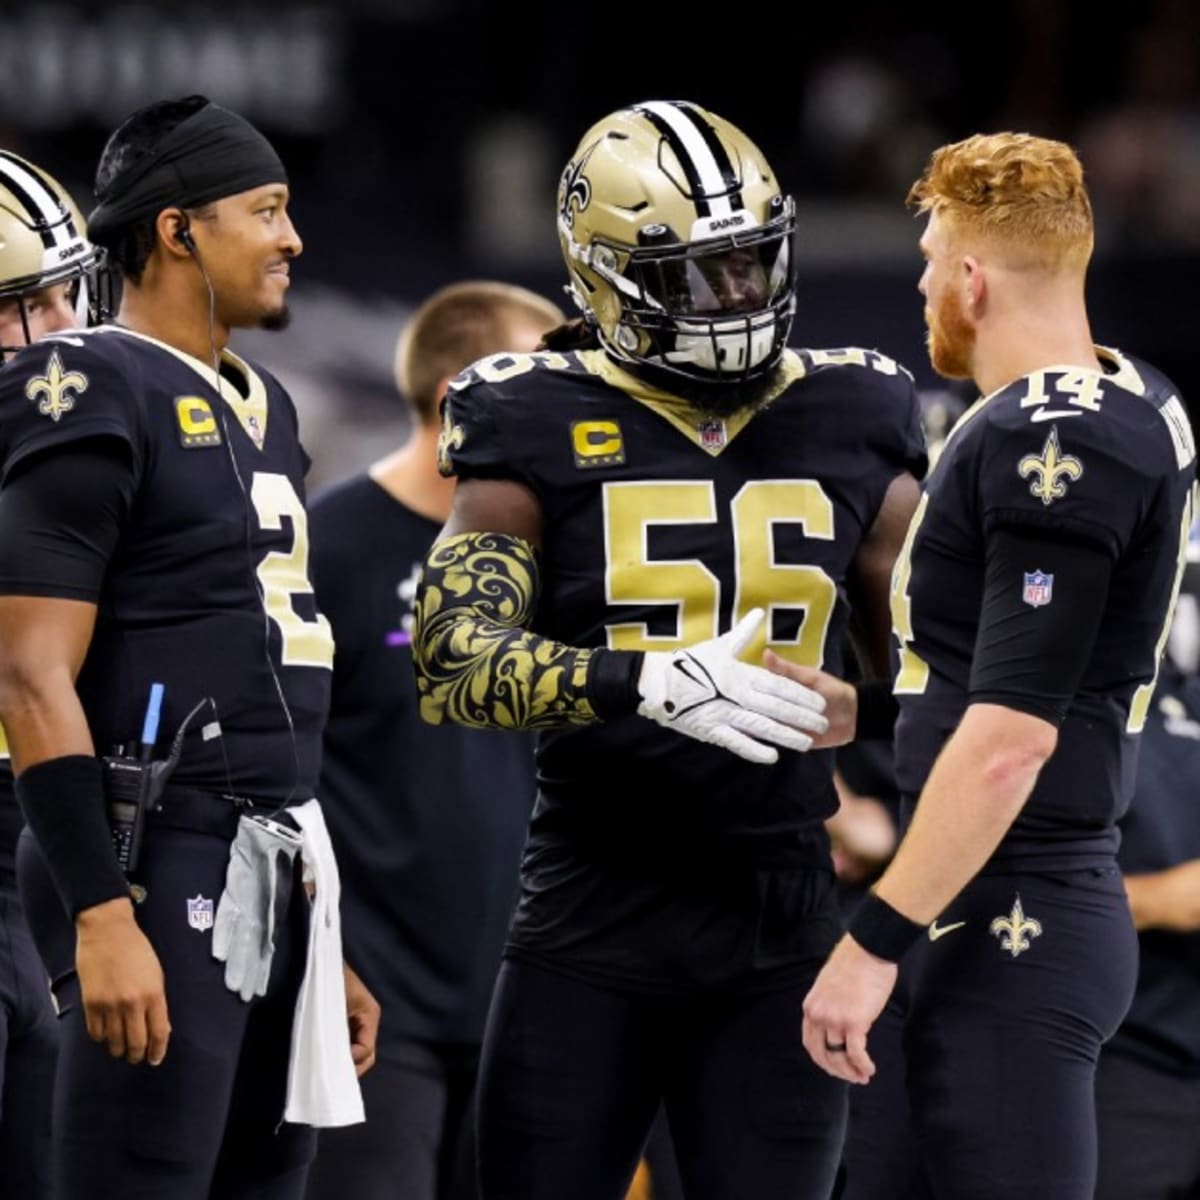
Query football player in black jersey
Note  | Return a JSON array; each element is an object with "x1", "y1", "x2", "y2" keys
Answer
[
  {"x1": 0, "y1": 149, "x2": 103, "y2": 1200},
  {"x1": 791, "y1": 133, "x2": 1197, "y2": 1199},
  {"x1": 412, "y1": 100, "x2": 926, "y2": 1200},
  {"x1": 0, "y1": 153, "x2": 100, "y2": 363},
  {"x1": 0, "y1": 98, "x2": 377, "y2": 1199}
]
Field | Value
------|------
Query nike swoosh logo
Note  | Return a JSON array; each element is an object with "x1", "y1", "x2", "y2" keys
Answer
[
  {"x1": 928, "y1": 920, "x2": 966, "y2": 942},
  {"x1": 1030, "y1": 408, "x2": 1084, "y2": 423}
]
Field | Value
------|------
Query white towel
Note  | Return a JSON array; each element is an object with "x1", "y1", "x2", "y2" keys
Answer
[{"x1": 283, "y1": 799, "x2": 365, "y2": 1127}]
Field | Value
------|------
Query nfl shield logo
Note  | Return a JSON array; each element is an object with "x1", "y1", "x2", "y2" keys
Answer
[
  {"x1": 697, "y1": 419, "x2": 727, "y2": 453},
  {"x1": 187, "y1": 894, "x2": 214, "y2": 932},
  {"x1": 1022, "y1": 570, "x2": 1054, "y2": 608}
]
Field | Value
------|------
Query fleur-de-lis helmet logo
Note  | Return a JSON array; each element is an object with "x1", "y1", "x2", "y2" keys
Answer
[{"x1": 558, "y1": 139, "x2": 599, "y2": 230}]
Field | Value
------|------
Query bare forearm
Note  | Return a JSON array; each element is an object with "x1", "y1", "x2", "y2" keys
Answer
[
  {"x1": 1124, "y1": 863, "x2": 1200, "y2": 932},
  {"x1": 0, "y1": 666, "x2": 95, "y2": 772},
  {"x1": 873, "y1": 704, "x2": 1055, "y2": 923},
  {"x1": 1124, "y1": 873, "x2": 1166, "y2": 931},
  {"x1": 0, "y1": 595, "x2": 98, "y2": 771}
]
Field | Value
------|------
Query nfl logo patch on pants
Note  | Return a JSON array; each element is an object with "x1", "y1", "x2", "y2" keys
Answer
[
  {"x1": 1022, "y1": 571, "x2": 1054, "y2": 607},
  {"x1": 188, "y1": 894, "x2": 214, "y2": 932}
]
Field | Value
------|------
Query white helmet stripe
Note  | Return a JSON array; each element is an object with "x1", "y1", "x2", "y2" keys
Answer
[
  {"x1": 637, "y1": 101, "x2": 735, "y2": 219},
  {"x1": 0, "y1": 152, "x2": 76, "y2": 250}
]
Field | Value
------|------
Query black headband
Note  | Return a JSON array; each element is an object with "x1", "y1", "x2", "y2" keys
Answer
[{"x1": 87, "y1": 100, "x2": 287, "y2": 248}]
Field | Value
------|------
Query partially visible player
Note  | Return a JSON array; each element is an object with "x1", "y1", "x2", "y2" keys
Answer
[
  {"x1": 414, "y1": 100, "x2": 926, "y2": 1200},
  {"x1": 1095, "y1": 570, "x2": 1200, "y2": 1200},
  {"x1": 0, "y1": 149, "x2": 102, "y2": 1198},
  {"x1": 0, "y1": 151, "x2": 100, "y2": 361}
]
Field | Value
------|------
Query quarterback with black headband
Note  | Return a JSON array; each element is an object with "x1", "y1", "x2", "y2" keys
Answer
[
  {"x1": 413, "y1": 100, "x2": 926, "y2": 1198},
  {"x1": 0, "y1": 96, "x2": 377, "y2": 1198}
]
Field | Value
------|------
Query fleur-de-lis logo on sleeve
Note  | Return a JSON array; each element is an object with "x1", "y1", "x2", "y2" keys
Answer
[
  {"x1": 1018, "y1": 427, "x2": 1083, "y2": 506},
  {"x1": 24, "y1": 349, "x2": 88, "y2": 422},
  {"x1": 989, "y1": 895, "x2": 1043, "y2": 958}
]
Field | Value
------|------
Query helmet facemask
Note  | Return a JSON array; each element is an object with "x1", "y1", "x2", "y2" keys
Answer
[
  {"x1": 609, "y1": 200, "x2": 795, "y2": 384},
  {"x1": 0, "y1": 255, "x2": 106, "y2": 364}
]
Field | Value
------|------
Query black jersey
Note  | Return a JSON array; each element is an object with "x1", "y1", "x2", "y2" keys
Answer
[
  {"x1": 441, "y1": 346, "x2": 926, "y2": 866},
  {"x1": 893, "y1": 348, "x2": 1197, "y2": 867},
  {"x1": 0, "y1": 326, "x2": 332, "y2": 801},
  {"x1": 311, "y1": 475, "x2": 535, "y2": 1043}
]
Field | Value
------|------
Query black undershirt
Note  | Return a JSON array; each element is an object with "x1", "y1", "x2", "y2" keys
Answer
[{"x1": 0, "y1": 438, "x2": 134, "y2": 599}]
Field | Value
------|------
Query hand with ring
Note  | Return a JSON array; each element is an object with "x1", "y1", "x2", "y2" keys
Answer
[{"x1": 802, "y1": 933, "x2": 899, "y2": 1084}]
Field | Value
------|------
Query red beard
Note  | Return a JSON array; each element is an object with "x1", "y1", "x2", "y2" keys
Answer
[{"x1": 925, "y1": 288, "x2": 974, "y2": 381}]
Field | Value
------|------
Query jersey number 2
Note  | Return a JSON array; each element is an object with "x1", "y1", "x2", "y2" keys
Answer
[{"x1": 251, "y1": 473, "x2": 334, "y2": 669}]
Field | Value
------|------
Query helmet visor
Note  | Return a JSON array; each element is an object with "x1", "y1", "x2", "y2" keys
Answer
[{"x1": 635, "y1": 233, "x2": 791, "y2": 318}]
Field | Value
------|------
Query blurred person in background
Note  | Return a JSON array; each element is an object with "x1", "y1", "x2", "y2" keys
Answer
[
  {"x1": 1095, "y1": 560, "x2": 1200, "y2": 1200},
  {"x1": 0, "y1": 147, "x2": 102, "y2": 1200},
  {"x1": 305, "y1": 281, "x2": 561, "y2": 1200}
]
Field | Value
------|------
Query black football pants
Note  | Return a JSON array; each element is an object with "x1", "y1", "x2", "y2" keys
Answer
[
  {"x1": 1095, "y1": 1049, "x2": 1200, "y2": 1200},
  {"x1": 837, "y1": 867, "x2": 1137, "y2": 1200},
  {"x1": 18, "y1": 822, "x2": 316, "y2": 1200},
  {"x1": 477, "y1": 957, "x2": 847, "y2": 1200},
  {"x1": 0, "y1": 888, "x2": 58, "y2": 1197},
  {"x1": 307, "y1": 1038, "x2": 479, "y2": 1200}
]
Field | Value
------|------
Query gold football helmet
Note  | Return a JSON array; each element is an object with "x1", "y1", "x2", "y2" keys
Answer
[
  {"x1": 557, "y1": 100, "x2": 795, "y2": 383},
  {"x1": 0, "y1": 151, "x2": 102, "y2": 360}
]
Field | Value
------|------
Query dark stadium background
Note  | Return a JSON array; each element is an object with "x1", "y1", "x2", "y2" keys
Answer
[{"x1": 3, "y1": 0, "x2": 1196, "y2": 482}]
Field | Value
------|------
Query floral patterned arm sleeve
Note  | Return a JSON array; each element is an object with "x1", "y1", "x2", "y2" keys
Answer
[{"x1": 413, "y1": 531, "x2": 639, "y2": 729}]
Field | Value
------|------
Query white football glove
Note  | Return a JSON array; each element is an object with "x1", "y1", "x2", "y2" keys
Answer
[{"x1": 636, "y1": 608, "x2": 829, "y2": 764}]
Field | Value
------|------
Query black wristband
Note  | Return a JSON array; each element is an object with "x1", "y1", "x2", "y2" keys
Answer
[
  {"x1": 847, "y1": 892, "x2": 925, "y2": 963},
  {"x1": 854, "y1": 679, "x2": 900, "y2": 740},
  {"x1": 15, "y1": 755, "x2": 130, "y2": 918},
  {"x1": 586, "y1": 649, "x2": 645, "y2": 719}
]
